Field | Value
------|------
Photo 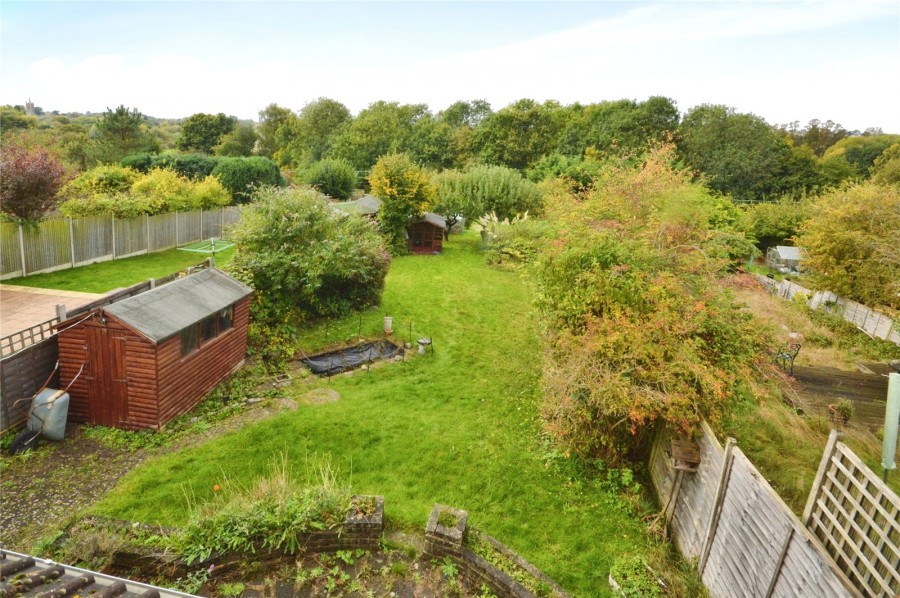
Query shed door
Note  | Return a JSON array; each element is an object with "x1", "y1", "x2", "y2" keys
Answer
[{"x1": 85, "y1": 326, "x2": 128, "y2": 427}]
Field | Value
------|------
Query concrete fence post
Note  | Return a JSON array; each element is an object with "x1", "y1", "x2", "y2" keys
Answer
[
  {"x1": 111, "y1": 215, "x2": 116, "y2": 259},
  {"x1": 68, "y1": 217, "x2": 76, "y2": 268},
  {"x1": 17, "y1": 223, "x2": 26, "y2": 276}
]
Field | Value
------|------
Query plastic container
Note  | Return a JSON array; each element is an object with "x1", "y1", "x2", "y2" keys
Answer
[{"x1": 27, "y1": 389, "x2": 70, "y2": 441}]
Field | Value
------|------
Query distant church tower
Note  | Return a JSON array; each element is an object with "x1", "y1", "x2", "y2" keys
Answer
[{"x1": 25, "y1": 98, "x2": 34, "y2": 116}]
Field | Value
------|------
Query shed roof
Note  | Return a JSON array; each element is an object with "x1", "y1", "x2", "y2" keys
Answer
[
  {"x1": 774, "y1": 246, "x2": 807, "y2": 260},
  {"x1": 333, "y1": 194, "x2": 382, "y2": 215},
  {"x1": 102, "y1": 268, "x2": 253, "y2": 343},
  {"x1": 412, "y1": 212, "x2": 447, "y2": 230}
]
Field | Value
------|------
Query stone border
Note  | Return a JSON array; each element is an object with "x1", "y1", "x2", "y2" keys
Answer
[
  {"x1": 105, "y1": 495, "x2": 384, "y2": 579},
  {"x1": 424, "y1": 503, "x2": 571, "y2": 598}
]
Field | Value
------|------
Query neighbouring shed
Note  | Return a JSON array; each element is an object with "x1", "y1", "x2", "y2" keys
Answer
[
  {"x1": 766, "y1": 245, "x2": 809, "y2": 273},
  {"x1": 408, "y1": 212, "x2": 447, "y2": 254},
  {"x1": 332, "y1": 194, "x2": 382, "y2": 218},
  {"x1": 56, "y1": 268, "x2": 252, "y2": 430}
]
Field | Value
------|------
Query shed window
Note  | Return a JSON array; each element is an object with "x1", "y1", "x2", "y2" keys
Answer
[
  {"x1": 200, "y1": 315, "x2": 218, "y2": 343},
  {"x1": 218, "y1": 306, "x2": 234, "y2": 332},
  {"x1": 180, "y1": 325, "x2": 199, "y2": 356}
]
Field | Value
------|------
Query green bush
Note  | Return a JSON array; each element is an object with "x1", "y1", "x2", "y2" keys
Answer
[
  {"x1": 120, "y1": 152, "x2": 156, "y2": 173},
  {"x1": 228, "y1": 186, "x2": 391, "y2": 357},
  {"x1": 211, "y1": 156, "x2": 284, "y2": 203},
  {"x1": 59, "y1": 167, "x2": 230, "y2": 217},
  {"x1": 302, "y1": 158, "x2": 357, "y2": 199},
  {"x1": 151, "y1": 153, "x2": 219, "y2": 180},
  {"x1": 63, "y1": 165, "x2": 140, "y2": 198}
]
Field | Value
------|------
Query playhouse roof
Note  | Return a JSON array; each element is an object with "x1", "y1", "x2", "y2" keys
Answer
[
  {"x1": 103, "y1": 268, "x2": 252, "y2": 343},
  {"x1": 412, "y1": 212, "x2": 448, "y2": 230}
]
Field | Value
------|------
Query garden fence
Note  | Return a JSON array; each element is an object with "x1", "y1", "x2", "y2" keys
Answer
[
  {"x1": 650, "y1": 423, "x2": 863, "y2": 597},
  {"x1": 803, "y1": 431, "x2": 900, "y2": 597},
  {"x1": 754, "y1": 275, "x2": 900, "y2": 346},
  {"x1": 0, "y1": 207, "x2": 241, "y2": 280}
]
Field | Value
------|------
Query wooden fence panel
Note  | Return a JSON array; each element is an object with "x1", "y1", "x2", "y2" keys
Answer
[
  {"x1": 702, "y1": 451, "x2": 795, "y2": 597},
  {"x1": 1, "y1": 222, "x2": 23, "y2": 278},
  {"x1": 73, "y1": 215, "x2": 113, "y2": 265},
  {"x1": 650, "y1": 425, "x2": 858, "y2": 597},
  {"x1": 0, "y1": 337, "x2": 59, "y2": 433},
  {"x1": 176, "y1": 210, "x2": 201, "y2": 245},
  {"x1": 21, "y1": 218, "x2": 71, "y2": 275},
  {"x1": 114, "y1": 215, "x2": 148, "y2": 258},
  {"x1": 149, "y1": 212, "x2": 177, "y2": 251}
]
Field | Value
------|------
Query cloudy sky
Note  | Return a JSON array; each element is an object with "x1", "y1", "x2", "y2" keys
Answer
[{"x1": 2, "y1": 1, "x2": 898, "y2": 131}]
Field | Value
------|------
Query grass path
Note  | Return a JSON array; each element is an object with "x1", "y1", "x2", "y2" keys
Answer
[{"x1": 93, "y1": 233, "x2": 653, "y2": 596}]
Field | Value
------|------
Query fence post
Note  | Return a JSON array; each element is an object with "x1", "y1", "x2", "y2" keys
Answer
[
  {"x1": 146, "y1": 213, "x2": 151, "y2": 253},
  {"x1": 698, "y1": 437, "x2": 736, "y2": 575},
  {"x1": 68, "y1": 217, "x2": 76, "y2": 268},
  {"x1": 56, "y1": 304, "x2": 67, "y2": 321},
  {"x1": 802, "y1": 429, "x2": 841, "y2": 526},
  {"x1": 175, "y1": 211, "x2": 179, "y2": 246},
  {"x1": 17, "y1": 223, "x2": 27, "y2": 276},
  {"x1": 111, "y1": 215, "x2": 116, "y2": 259},
  {"x1": 200, "y1": 208, "x2": 203, "y2": 240}
]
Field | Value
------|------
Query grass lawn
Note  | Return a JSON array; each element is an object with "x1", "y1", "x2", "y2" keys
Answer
[
  {"x1": 91, "y1": 232, "x2": 659, "y2": 596},
  {"x1": 3, "y1": 247, "x2": 235, "y2": 294}
]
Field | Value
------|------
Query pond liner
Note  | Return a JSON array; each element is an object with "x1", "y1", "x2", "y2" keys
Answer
[{"x1": 302, "y1": 340, "x2": 402, "y2": 376}]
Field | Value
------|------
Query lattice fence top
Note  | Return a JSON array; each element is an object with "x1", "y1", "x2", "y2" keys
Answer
[{"x1": 807, "y1": 440, "x2": 900, "y2": 597}]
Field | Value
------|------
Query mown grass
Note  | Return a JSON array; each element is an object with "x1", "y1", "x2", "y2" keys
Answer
[
  {"x1": 3, "y1": 247, "x2": 235, "y2": 294},
  {"x1": 91, "y1": 232, "x2": 660, "y2": 597}
]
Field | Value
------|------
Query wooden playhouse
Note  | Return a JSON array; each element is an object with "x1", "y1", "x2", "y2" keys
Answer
[
  {"x1": 407, "y1": 213, "x2": 447, "y2": 254},
  {"x1": 57, "y1": 268, "x2": 253, "y2": 430}
]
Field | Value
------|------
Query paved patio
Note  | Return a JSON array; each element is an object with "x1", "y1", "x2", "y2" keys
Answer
[{"x1": 0, "y1": 285, "x2": 104, "y2": 337}]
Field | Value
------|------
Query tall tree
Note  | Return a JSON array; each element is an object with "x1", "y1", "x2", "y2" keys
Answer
[
  {"x1": 91, "y1": 105, "x2": 159, "y2": 164},
  {"x1": 473, "y1": 99, "x2": 566, "y2": 170},
  {"x1": 214, "y1": 122, "x2": 258, "y2": 156},
  {"x1": 291, "y1": 98, "x2": 352, "y2": 164},
  {"x1": 177, "y1": 112, "x2": 238, "y2": 154},
  {"x1": 332, "y1": 101, "x2": 427, "y2": 171},
  {"x1": 256, "y1": 103, "x2": 298, "y2": 161},
  {"x1": 679, "y1": 104, "x2": 790, "y2": 202}
]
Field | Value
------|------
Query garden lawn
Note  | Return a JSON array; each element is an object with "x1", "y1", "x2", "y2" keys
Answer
[
  {"x1": 3, "y1": 247, "x2": 235, "y2": 294},
  {"x1": 92, "y1": 232, "x2": 653, "y2": 597}
]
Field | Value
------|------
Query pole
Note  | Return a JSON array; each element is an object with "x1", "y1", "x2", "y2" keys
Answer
[{"x1": 882, "y1": 373, "x2": 899, "y2": 483}]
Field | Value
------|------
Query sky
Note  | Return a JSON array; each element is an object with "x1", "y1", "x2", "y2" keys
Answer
[{"x1": 1, "y1": 1, "x2": 898, "y2": 132}]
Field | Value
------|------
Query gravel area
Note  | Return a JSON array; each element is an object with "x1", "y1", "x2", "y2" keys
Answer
[{"x1": 0, "y1": 398, "x2": 297, "y2": 552}]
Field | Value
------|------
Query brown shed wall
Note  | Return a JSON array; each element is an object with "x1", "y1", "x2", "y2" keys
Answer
[
  {"x1": 155, "y1": 297, "x2": 250, "y2": 427},
  {"x1": 59, "y1": 318, "x2": 160, "y2": 429}
]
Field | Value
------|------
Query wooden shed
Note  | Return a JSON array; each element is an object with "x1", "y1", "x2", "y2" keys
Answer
[
  {"x1": 57, "y1": 268, "x2": 253, "y2": 430},
  {"x1": 407, "y1": 213, "x2": 447, "y2": 254}
]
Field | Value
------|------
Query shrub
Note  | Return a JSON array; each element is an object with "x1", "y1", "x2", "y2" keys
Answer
[
  {"x1": 211, "y1": 156, "x2": 285, "y2": 203},
  {"x1": 151, "y1": 153, "x2": 219, "y2": 180},
  {"x1": 63, "y1": 165, "x2": 140, "y2": 199},
  {"x1": 302, "y1": 158, "x2": 357, "y2": 199},
  {"x1": 369, "y1": 153, "x2": 435, "y2": 253},
  {"x1": 120, "y1": 152, "x2": 155, "y2": 173},
  {"x1": 0, "y1": 143, "x2": 69, "y2": 222},
  {"x1": 228, "y1": 186, "x2": 390, "y2": 359}
]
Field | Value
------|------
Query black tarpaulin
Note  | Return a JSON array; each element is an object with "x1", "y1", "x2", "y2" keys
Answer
[{"x1": 302, "y1": 340, "x2": 401, "y2": 375}]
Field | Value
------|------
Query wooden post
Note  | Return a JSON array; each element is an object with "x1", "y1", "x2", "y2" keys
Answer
[
  {"x1": 175, "y1": 211, "x2": 179, "y2": 246},
  {"x1": 664, "y1": 470, "x2": 685, "y2": 527},
  {"x1": 199, "y1": 208, "x2": 203, "y2": 241},
  {"x1": 698, "y1": 437, "x2": 736, "y2": 575},
  {"x1": 111, "y1": 215, "x2": 116, "y2": 258},
  {"x1": 802, "y1": 429, "x2": 841, "y2": 526},
  {"x1": 17, "y1": 223, "x2": 26, "y2": 276},
  {"x1": 68, "y1": 217, "x2": 76, "y2": 268},
  {"x1": 146, "y1": 213, "x2": 151, "y2": 253},
  {"x1": 764, "y1": 527, "x2": 794, "y2": 597}
]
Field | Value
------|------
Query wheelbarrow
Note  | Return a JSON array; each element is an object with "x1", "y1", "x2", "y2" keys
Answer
[{"x1": 7, "y1": 363, "x2": 83, "y2": 456}]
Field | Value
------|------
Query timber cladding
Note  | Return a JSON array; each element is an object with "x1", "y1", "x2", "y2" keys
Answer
[{"x1": 56, "y1": 269, "x2": 253, "y2": 430}]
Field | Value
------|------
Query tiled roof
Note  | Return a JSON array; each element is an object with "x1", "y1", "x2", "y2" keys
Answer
[{"x1": 0, "y1": 549, "x2": 197, "y2": 597}]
